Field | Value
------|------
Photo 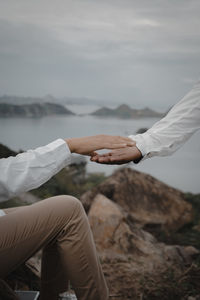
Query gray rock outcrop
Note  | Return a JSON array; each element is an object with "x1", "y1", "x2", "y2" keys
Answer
[
  {"x1": 88, "y1": 194, "x2": 199, "y2": 299},
  {"x1": 81, "y1": 168, "x2": 193, "y2": 232}
]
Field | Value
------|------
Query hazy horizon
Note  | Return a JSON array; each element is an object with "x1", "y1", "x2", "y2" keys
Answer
[{"x1": 0, "y1": 94, "x2": 170, "y2": 113}]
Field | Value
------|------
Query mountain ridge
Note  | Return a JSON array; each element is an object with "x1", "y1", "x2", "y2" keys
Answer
[
  {"x1": 0, "y1": 102, "x2": 74, "y2": 118},
  {"x1": 91, "y1": 103, "x2": 164, "y2": 118}
]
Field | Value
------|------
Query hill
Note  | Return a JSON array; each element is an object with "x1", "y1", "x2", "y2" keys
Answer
[
  {"x1": 91, "y1": 103, "x2": 164, "y2": 118},
  {"x1": 0, "y1": 102, "x2": 74, "y2": 118},
  {"x1": 0, "y1": 143, "x2": 18, "y2": 158}
]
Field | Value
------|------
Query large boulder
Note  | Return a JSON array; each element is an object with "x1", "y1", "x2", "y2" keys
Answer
[
  {"x1": 81, "y1": 168, "x2": 193, "y2": 232},
  {"x1": 88, "y1": 194, "x2": 199, "y2": 299},
  {"x1": 88, "y1": 194, "x2": 197, "y2": 263}
]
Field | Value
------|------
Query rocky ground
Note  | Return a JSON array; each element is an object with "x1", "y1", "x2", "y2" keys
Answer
[
  {"x1": 1, "y1": 166, "x2": 200, "y2": 299},
  {"x1": 82, "y1": 168, "x2": 200, "y2": 299}
]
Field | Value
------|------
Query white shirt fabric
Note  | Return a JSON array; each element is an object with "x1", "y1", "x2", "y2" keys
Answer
[
  {"x1": 129, "y1": 80, "x2": 200, "y2": 161},
  {"x1": 0, "y1": 139, "x2": 71, "y2": 216}
]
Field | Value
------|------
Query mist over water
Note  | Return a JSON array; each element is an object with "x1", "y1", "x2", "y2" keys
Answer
[{"x1": 0, "y1": 108, "x2": 200, "y2": 193}]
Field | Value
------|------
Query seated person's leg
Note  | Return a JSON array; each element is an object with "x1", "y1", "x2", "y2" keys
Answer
[{"x1": 0, "y1": 195, "x2": 108, "y2": 300}]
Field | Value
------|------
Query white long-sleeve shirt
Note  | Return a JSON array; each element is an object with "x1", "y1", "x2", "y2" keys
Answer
[
  {"x1": 129, "y1": 80, "x2": 200, "y2": 161},
  {"x1": 0, "y1": 139, "x2": 71, "y2": 216}
]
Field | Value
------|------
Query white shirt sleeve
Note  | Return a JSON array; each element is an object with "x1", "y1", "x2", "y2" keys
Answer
[
  {"x1": 129, "y1": 80, "x2": 200, "y2": 161},
  {"x1": 0, "y1": 139, "x2": 71, "y2": 202}
]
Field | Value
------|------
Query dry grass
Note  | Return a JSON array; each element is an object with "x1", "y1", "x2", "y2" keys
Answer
[{"x1": 138, "y1": 264, "x2": 200, "y2": 300}]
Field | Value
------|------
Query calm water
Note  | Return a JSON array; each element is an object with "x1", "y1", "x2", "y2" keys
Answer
[{"x1": 0, "y1": 112, "x2": 200, "y2": 193}]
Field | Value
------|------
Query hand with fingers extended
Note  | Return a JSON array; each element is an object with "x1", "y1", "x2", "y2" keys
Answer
[
  {"x1": 66, "y1": 134, "x2": 135, "y2": 156},
  {"x1": 90, "y1": 145, "x2": 142, "y2": 164}
]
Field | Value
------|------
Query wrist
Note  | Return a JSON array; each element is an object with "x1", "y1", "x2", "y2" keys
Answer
[
  {"x1": 133, "y1": 146, "x2": 143, "y2": 164},
  {"x1": 65, "y1": 138, "x2": 75, "y2": 153}
]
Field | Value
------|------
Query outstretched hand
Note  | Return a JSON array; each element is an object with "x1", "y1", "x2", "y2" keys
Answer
[
  {"x1": 66, "y1": 135, "x2": 135, "y2": 155},
  {"x1": 90, "y1": 146, "x2": 142, "y2": 164}
]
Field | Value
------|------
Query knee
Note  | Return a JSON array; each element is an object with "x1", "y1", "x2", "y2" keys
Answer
[
  {"x1": 54, "y1": 195, "x2": 84, "y2": 216},
  {"x1": 41, "y1": 195, "x2": 85, "y2": 223},
  {"x1": 58, "y1": 195, "x2": 83, "y2": 210}
]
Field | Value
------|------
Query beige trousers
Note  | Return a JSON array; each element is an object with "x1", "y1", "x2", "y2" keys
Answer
[{"x1": 0, "y1": 195, "x2": 109, "y2": 300}]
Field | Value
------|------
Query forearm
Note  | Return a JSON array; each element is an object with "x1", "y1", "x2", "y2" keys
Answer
[
  {"x1": 65, "y1": 135, "x2": 134, "y2": 155},
  {"x1": 0, "y1": 134, "x2": 133, "y2": 202},
  {"x1": 0, "y1": 139, "x2": 71, "y2": 202},
  {"x1": 129, "y1": 80, "x2": 200, "y2": 161}
]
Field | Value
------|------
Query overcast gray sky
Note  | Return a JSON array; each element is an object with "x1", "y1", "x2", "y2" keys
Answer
[{"x1": 0, "y1": 0, "x2": 199, "y2": 109}]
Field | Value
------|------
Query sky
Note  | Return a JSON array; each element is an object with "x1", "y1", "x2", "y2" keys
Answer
[{"x1": 0, "y1": 0, "x2": 199, "y2": 110}]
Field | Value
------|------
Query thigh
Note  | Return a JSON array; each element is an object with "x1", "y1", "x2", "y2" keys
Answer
[
  {"x1": 0, "y1": 195, "x2": 79, "y2": 278},
  {"x1": 3, "y1": 206, "x2": 22, "y2": 214}
]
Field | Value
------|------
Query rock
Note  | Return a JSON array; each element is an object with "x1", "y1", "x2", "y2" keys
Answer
[
  {"x1": 183, "y1": 246, "x2": 200, "y2": 260},
  {"x1": 136, "y1": 127, "x2": 148, "y2": 134},
  {"x1": 81, "y1": 168, "x2": 193, "y2": 232},
  {"x1": 88, "y1": 194, "x2": 196, "y2": 262},
  {"x1": 88, "y1": 194, "x2": 199, "y2": 299},
  {"x1": 88, "y1": 194, "x2": 131, "y2": 253},
  {"x1": 193, "y1": 224, "x2": 200, "y2": 232},
  {"x1": 163, "y1": 245, "x2": 199, "y2": 265},
  {"x1": 0, "y1": 143, "x2": 18, "y2": 158}
]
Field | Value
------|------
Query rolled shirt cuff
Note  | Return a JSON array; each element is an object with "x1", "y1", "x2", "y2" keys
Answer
[
  {"x1": 128, "y1": 133, "x2": 152, "y2": 163},
  {"x1": 46, "y1": 138, "x2": 72, "y2": 169}
]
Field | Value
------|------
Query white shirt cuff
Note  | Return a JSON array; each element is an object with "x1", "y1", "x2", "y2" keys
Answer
[
  {"x1": 128, "y1": 134, "x2": 151, "y2": 162},
  {"x1": 48, "y1": 138, "x2": 71, "y2": 165}
]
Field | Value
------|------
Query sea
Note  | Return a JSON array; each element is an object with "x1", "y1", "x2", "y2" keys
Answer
[{"x1": 0, "y1": 103, "x2": 200, "y2": 194}]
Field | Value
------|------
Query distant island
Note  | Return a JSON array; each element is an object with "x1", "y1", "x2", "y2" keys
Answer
[
  {"x1": 0, "y1": 102, "x2": 74, "y2": 118},
  {"x1": 0, "y1": 95, "x2": 165, "y2": 119},
  {"x1": 0, "y1": 94, "x2": 113, "y2": 106},
  {"x1": 91, "y1": 104, "x2": 164, "y2": 119}
]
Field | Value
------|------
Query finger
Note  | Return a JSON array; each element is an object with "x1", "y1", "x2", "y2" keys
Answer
[
  {"x1": 96, "y1": 157, "x2": 122, "y2": 165},
  {"x1": 96, "y1": 150, "x2": 122, "y2": 159},
  {"x1": 108, "y1": 158, "x2": 126, "y2": 165},
  {"x1": 97, "y1": 156, "x2": 113, "y2": 164},
  {"x1": 99, "y1": 152, "x2": 113, "y2": 157},
  {"x1": 91, "y1": 153, "x2": 110, "y2": 162},
  {"x1": 85, "y1": 152, "x2": 96, "y2": 157},
  {"x1": 110, "y1": 153, "x2": 133, "y2": 163},
  {"x1": 97, "y1": 155, "x2": 125, "y2": 164},
  {"x1": 92, "y1": 149, "x2": 126, "y2": 163},
  {"x1": 120, "y1": 138, "x2": 136, "y2": 146},
  {"x1": 105, "y1": 143, "x2": 129, "y2": 149},
  {"x1": 90, "y1": 155, "x2": 98, "y2": 162},
  {"x1": 127, "y1": 142, "x2": 136, "y2": 147},
  {"x1": 109, "y1": 155, "x2": 122, "y2": 162},
  {"x1": 117, "y1": 136, "x2": 134, "y2": 143},
  {"x1": 92, "y1": 152, "x2": 113, "y2": 162},
  {"x1": 119, "y1": 136, "x2": 135, "y2": 142},
  {"x1": 90, "y1": 151, "x2": 98, "y2": 157}
]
